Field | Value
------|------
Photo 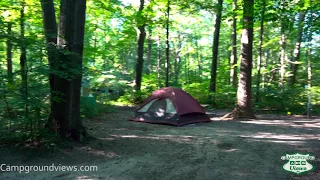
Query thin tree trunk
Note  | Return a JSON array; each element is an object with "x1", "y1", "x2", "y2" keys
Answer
[
  {"x1": 134, "y1": 0, "x2": 146, "y2": 95},
  {"x1": 6, "y1": 22, "x2": 13, "y2": 84},
  {"x1": 145, "y1": 28, "x2": 152, "y2": 74},
  {"x1": 165, "y1": 0, "x2": 170, "y2": 87},
  {"x1": 187, "y1": 46, "x2": 190, "y2": 83},
  {"x1": 307, "y1": 48, "x2": 312, "y2": 118},
  {"x1": 224, "y1": 0, "x2": 255, "y2": 119},
  {"x1": 174, "y1": 35, "x2": 182, "y2": 85},
  {"x1": 209, "y1": 0, "x2": 223, "y2": 92},
  {"x1": 270, "y1": 51, "x2": 277, "y2": 83},
  {"x1": 195, "y1": 38, "x2": 202, "y2": 79},
  {"x1": 92, "y1": 23, "x2": 98, "y2": 64},
  {"x1": 262, "y1": 50, "x2": 269, "y2": 89},
  {"x1": 289, "y1": 11, "x2": 306, "y2": 86},
  {"x1": 279, "y1": 19, "x2": 286, "y2": 90},
  {"x1": 306, "y1": 3, "x2": 313, "y2": 118},
  {"x1": 103, "y1": 32, "x2": 108, "y2": 70},
  {"x1": 230, "y1": 0, "x2": 237, "y2": 88},
  {"x1": 40, "y1": 0, "x2": 58, "y2": 130},
  {"x1": 20, "y1": 1, "x2": 32, "y2": 139},
  {"x1": 25, "y1": 60, "x2": 30, "y2": 140},
  {"x1": 255, "y1": 0, "x2": 265, "y2": 102},
  {"x1": 20, "y1": 2, "x2": 27, "y2": 93},
  {"x1": 157, "y1": 29, "x2": 161, "y2": 88},
  {"x1": 184, "y1": 56, "x2": 187, "y2": 82}
]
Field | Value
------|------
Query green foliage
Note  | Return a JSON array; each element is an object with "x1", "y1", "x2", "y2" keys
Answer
[
  {"x1": 183, "y1": 81, "x2": 237, "y2": 108},
  {"x1": 183, "y1": 82, "x2": 210, "y2": 103},
  {"x1": 80, "y1": 96, "x2": 98, "y2": 117},
  {"x1": 81, "y1": 100, "x2": 115, "y2": 118},
  {"x1": 116, "y1": 88, "x2": 151, "y2": 105},
  {"x1": 1, "y1": 0, "x2": 320, "y2": 143},
  {"x1": 255, "y1": 86, "x2": 316, "y2": 114}
]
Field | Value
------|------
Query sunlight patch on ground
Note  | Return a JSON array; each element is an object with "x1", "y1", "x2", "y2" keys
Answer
[
  {"x1": 108, "y1": 134, "x2": 217, "y2": 144},
  {"x1": 241, "y1": 132, "x2": 320, "y2": 141},
  {"x1": 222, "y1": 148, "x2": 238, "y2": 152},
  {"x1": 77, "y1": 146, "x2": 118, "y2": 158},
  {"x1": 114, "y1": 128, "x2": 129, "y2": 131},
  {"x1": 99, "y1": 137, "x2": 116, "y2": 141},
  {"x1": 210, "y1": 117, "x2": 224, "y2": 121},
  {"x1": 77, "y1": 176, "x2": 93, "y2": 180},
  {"x1": 77, "y1": 176, "x2": 109, "y2": 180},
  {"x1": 247, "y1": 138, "x2": 305, "y2": 145},
  {"x1": 240, "y1": 119, "x2": 320, "y2": 128},
  {"x1": 110, "y1": 134, "x2": 193, "y2": 142}
]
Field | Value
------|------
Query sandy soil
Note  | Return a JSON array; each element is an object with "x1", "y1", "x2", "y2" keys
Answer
[{"x1": 1, "y1": 107, "x2": 319, "y2": 180}]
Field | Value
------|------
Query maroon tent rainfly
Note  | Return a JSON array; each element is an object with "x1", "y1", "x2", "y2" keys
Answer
[{"x1": 130, "y1": 87, "x2": 211, "y2": 126}]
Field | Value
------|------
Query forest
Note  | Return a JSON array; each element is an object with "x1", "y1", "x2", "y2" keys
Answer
[
  {"x1": 0, "y1": 0, "x2": 320, "y2": 179},
  {"x1": 1, "y1": 0, "x2": 319, "y2": 140}
]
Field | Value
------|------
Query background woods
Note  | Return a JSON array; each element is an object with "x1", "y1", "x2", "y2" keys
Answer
[{"x1": 0, "y1": 0, "x2": 319, "y2": 141}]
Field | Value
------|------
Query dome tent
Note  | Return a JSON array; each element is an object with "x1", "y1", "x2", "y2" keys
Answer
[{"x1": 130, "y1": 87, "x2": 210, "y2": 126}]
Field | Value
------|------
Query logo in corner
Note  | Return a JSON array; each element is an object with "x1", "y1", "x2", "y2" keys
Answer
[{"x1": 281, "y1": 153, "x2": 315, "y2": 174}]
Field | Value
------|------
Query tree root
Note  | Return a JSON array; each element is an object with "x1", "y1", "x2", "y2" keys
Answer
[{"x1": 222, "y1": 107, "x2": 256, "y2": 120}]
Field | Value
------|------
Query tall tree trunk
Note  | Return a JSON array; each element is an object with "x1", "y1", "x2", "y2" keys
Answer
[
  {"x1": 145, "y1": 28, "x2": 152, "y2": 75},
  {"x1": 20, "y1": 2, "x2": 27, "y2": 92},
  {"x1": 279, "y1": 18, "x2": 286, "y2": 90},
  {"x1": 306, "y1": 4, "x2": 313, "y2": 118},
  {"x1": 20, "y1": 1, "x2": 31, "y2": 138},
  {"x1": 307, "y1": 48, "x2": 312, "y2": 118},
  {"x1": 289, "y1": 11, "x2": 306, "y2": 86},
  {"x1": 5, "y1": 22, "x2": 13, "y2": 124},
  {"x1": 209, "y1": 0, "x2": 223, "y2": 92},
  {"x1": 229, "y1": 0, "x2": 237, "y2": 88},
  {"x1": 41, "y1": 0, "x2": 58, "y2": 130},
  {"x1": 255, "y1": 0, "x2": 265, "y2": 102},
  {"x1": 184, "y1": 56, "x2": 187, "y2": 82},
  {"x1": 165, "y1": 0, "x2": 170, "y2": 87},
  {"x1": 174, "y1": 34, "x2": 182, "y2": 85},
  {"x1": 270, "y1": 51, "x2": 277, "y2": 83},
  {"x1": 134, "y1": 0, "x2": 146, "y2": 95},
  {"x1": 6, "y1": 22, "x2": 13, "y2": 83},
  {"x1": 157, "y1": 28, "x2": 161, "y2": 88},
  {"x1": 51, "y1": 0, "x2": 87, "y2": 140},
  {"x1": 195, "y1": 37, "x2": 202, "y2": 79},
  {"x1": 92, "y1": 23, "x2": 98, "y2": 64},
  {"x1": 103, "y1": 31, "x2": 108, "y2": 70},
  {"x1": 187, "y1": 46, "x2": 191, "y2": 83},
  {"x1": 224, "y1": 0, "x2": 255, "y2": 119},
  {"x1": 262, "y1": 50, "x2": 269, "y2": 89}
]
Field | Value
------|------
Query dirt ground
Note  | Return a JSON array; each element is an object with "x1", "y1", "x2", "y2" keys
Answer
[{"x1": 1, "y1": 107, "x2": 320, "y2": 180}]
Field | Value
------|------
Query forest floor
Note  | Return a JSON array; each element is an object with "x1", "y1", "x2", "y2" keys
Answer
[{"x1": 1, "y1": 106, "x2": 320, "y2": 180}]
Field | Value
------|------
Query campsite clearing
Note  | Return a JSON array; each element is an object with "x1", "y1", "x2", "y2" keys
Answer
[{"x1": 1, "y1": 107, "x2": 319, "y2": 180}]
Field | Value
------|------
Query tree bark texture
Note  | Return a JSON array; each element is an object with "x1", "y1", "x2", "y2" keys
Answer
[
  {"x1": 165, "y1": 0, "x2": 170, "y2": 87},
  {"x1": 255, "y1": 0, "x2": 265, "y2": 102},
  {"x1": 230, "y1": 0, "x2": 237, "y2": 88},
  {"x1": 289, "y1": 11, "x2": 306, "y2": 86},
  {"x1": 224, "y1": 0, "x2": 255, "y2": 119},
  {"x1": 279, "y1": 17, "x2": 287, "y2": 90},
  {"x1": 134, "y1": 0, "x2": 146, "y2": 92},
  {"x1": 44, "y1": 0, "x2": 87, "y2": 140},
  {"x1": 6, "y1": 22, "x2": 13, "y2": 83},
  {"x1": 157, "y1": 29, "x2": 161, "y2": 88},
  {"x1": 145, "y1": 28, "x2": 152, "y2": 75},
  {"x1": 20, "y1": 2, "x2": 27, "y2": 93},
  {"x1": 209, "y1": 0, "x2": 223, "y2": 92},
  {"x1": 40, "y1": 0, "x2": 58, "y2": 130}
]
